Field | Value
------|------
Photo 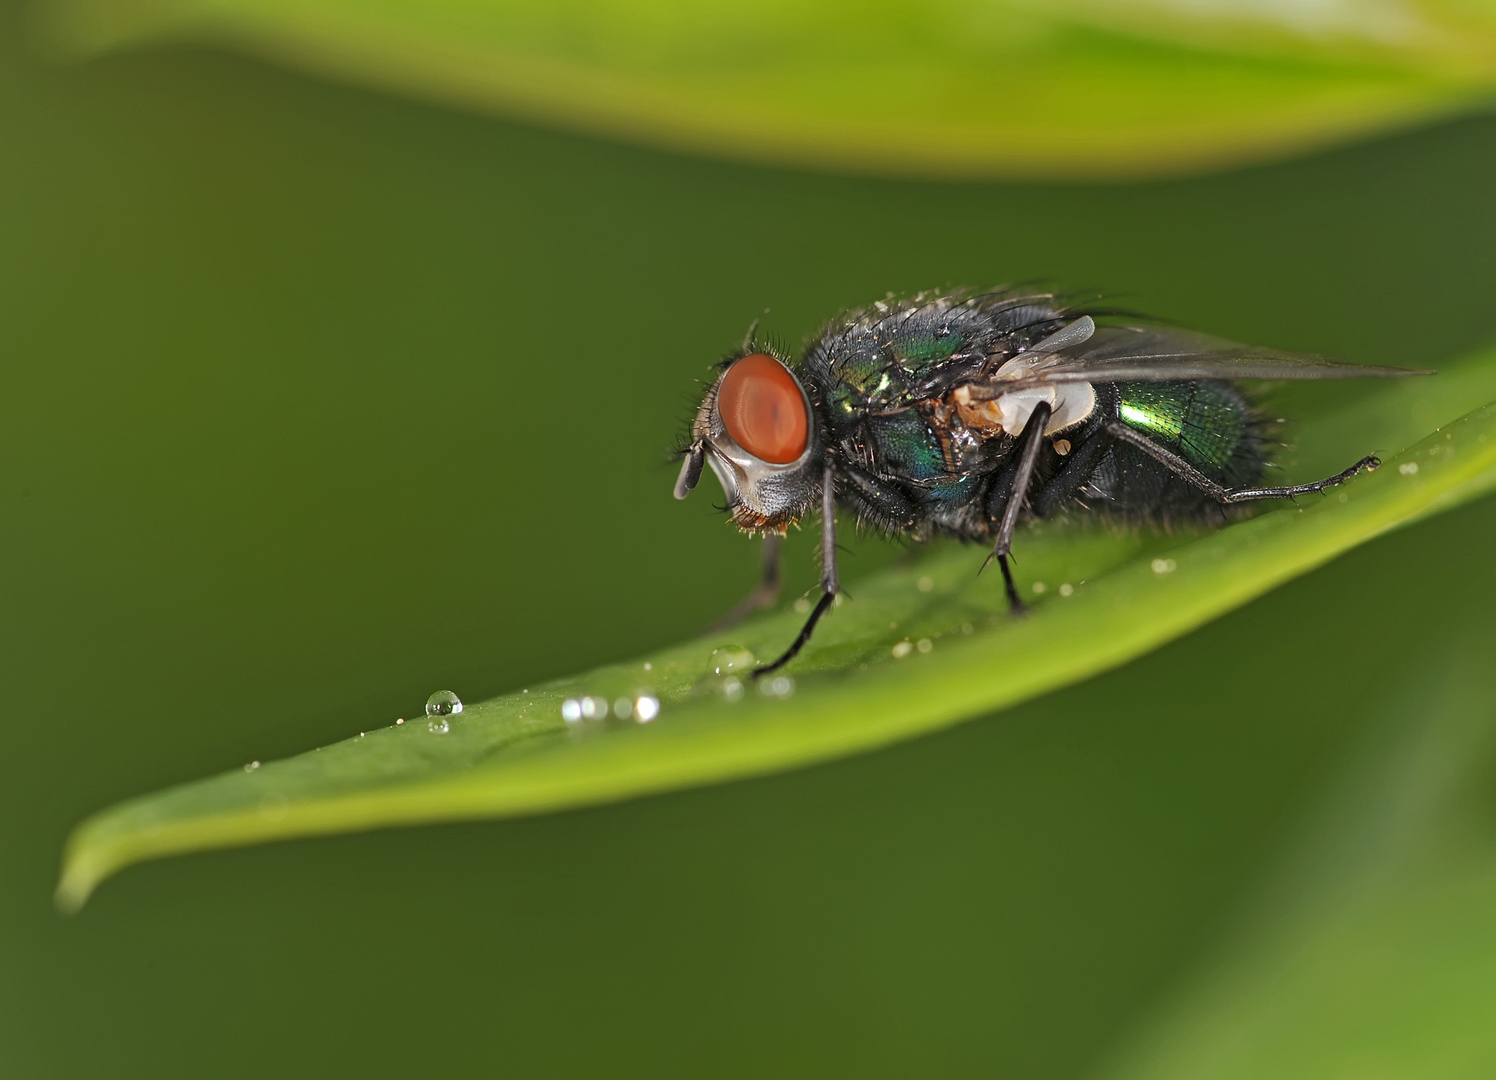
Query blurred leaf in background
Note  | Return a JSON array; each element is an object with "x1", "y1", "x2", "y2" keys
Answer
[{"x1": 31, "y1": 0, "x2": 1496, "y2": 178}]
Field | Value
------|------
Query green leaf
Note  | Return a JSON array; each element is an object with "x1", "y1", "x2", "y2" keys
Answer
[
  {"x1": 1098, "y1": 640, "x2": 1496, "y2": 1079},
  {"x1": 56, "y1": 347, "x2": 1496, "y2": 910},
  {"x1": 33, "y1": 0, "x2": 1496, "y2": 178}
]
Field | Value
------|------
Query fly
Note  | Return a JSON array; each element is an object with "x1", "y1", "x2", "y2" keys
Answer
[{"x1": 673, "y1": 288, "x2": 1426, "y2": 676}]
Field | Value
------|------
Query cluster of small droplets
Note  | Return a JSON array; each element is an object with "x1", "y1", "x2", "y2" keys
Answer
[
  {"x1": 425, "y1": 689, "x2": 462, "y2": 734},
  {"x1": 562, "y1": 693, "x2": 660, "y2": 724}
]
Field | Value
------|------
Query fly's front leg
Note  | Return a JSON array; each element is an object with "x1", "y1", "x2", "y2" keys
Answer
[
  {"x1": 708, "y1": 533, "x2": 783, "y2": 632},
  {"x1": 754, "y1": 463, "x2": 838, "y2": 677},
  {"x1": 985, "y1": 401, "x2": 1052, "y2": 611}
]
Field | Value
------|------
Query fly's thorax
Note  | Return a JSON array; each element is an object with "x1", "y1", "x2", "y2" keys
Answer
[{"x1": 678, "y1": 351, "x2": 822, "y2": 533}]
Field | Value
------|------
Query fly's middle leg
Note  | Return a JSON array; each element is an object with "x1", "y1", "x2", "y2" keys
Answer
[{"x1": 985, "y1": 402, "x2": 1052, "y2": 611}]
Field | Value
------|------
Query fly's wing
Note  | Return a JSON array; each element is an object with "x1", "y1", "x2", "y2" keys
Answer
[{"x1": 976, "y1": 324, "x2": 1428, "y2": 394}]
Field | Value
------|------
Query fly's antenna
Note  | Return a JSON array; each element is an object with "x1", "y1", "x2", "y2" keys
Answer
[{"x1": 674, "y1": 442, "x2": 705, "y2": 500}]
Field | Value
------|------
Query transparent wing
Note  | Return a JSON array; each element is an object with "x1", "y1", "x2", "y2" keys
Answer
[{"x1": 978, "y1": 324, "x2": 1428, "y2": 394}]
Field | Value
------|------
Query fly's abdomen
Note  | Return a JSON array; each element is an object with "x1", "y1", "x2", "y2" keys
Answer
[{"x1": 1087, "y1": 380, "x2": 1264, "y2": 517}]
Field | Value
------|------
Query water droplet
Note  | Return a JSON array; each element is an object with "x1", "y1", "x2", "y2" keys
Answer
[
  {"x1": 916, "y1": 638, "x2": 933, "y2": 654},
  {"x1": 581, "y1": 696, "x2": 609, "y2": 719},
  {"x1": 425, "y1": 690, "x2": 463, "y2": 718},
  {"x1": 561, "y1": 698, "x2": 582, "y2": 722},
  {"x1": 634, "y1": 695, "x2": 661, "y2": 722},
  {"x1": 758, "y1": 675, "x2": 795, "y2": 699},
  {"x1": 1399, "y1": 461, "x2": 1419, "y2": 475},
  {"x1": 1151, "y1": 558, "x2": 1177, "y2": 575},
  {"x1": 722, "y1": 676, "x2": 744, "y2": 702},
  {"x1": 892, "y1": 640, "x2": 914, "y2": 659},
  {"x1": 709, "y1": 646, "x2": 756, "y2": 676},
  {"x1": 396, "y1": 718, "x2": 405, "y2": 725},
  {"x1": 613, "y1": 697, "x2": 634, "y2": 720},
  {"x1": 643, "y1": 662, "x2": 653, "y2": 671},
  {"x1": 962, "y1": 623, "x2": 974, "y2": 635},
  {"x1": 1059, "y1": 583, "x2": 1075, "y2": 597},
  {"x1": 244, "y1": 760, "x2": 261, "y2": 772},
  {"x1": 917, "y1": 575, "x2": 933, "y2": 593}
]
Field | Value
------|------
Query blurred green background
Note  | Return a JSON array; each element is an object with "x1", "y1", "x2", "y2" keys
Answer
[{"x1": 5, "y1": 0, "x2": 1496, "y2": 1074}]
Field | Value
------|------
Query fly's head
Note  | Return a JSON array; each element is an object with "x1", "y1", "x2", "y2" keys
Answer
[{"x1": 674, "y1": 350, "x2": 821, "y2": 533}]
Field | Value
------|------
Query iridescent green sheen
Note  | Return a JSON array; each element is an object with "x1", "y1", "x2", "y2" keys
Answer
[
  {"x1": 892, "y1": 333, "x2": 964, "y2": 367},
  {"x1": 1117, "y1": 381, "x2": 1246, "y2": 471},
  {"x1": 866, "y1": 410, "x2": 946, "y2": 481}
]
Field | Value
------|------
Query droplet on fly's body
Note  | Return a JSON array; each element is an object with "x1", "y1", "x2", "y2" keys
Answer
[{"x1": 709, "y1": 646, "x2": 756, "y2": 677}]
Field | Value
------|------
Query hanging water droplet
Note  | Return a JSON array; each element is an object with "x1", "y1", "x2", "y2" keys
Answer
[
  {"x1": 916, "y1": 638, "x2": 933, "y2": 654},
  {"x1": 722, "y1": 676, "x2": 744, "y2": 702},
  {"x1": 426, "y1": 690, "x2": 462, "y2": 718},
  {"x1": 243, "y1": 760, "x2": 261, "y2": 772},
  {"x1": 634, "y1": 695, "x2": 661, "y2": 722},
  {"x1": 709, "y1": 646, "x2": 756, "y2": 676},
  {"x1": 613, "y1": 697, "x2": 634, "y2": 720},
  {"x1": 892, "y1": 640, "x2": 914, "y2": 659},
  {"x1": 581, "y1": 696, "x2": 609, "y2": 719},
  {"x1": 561, "y1": 698, "x2": 583, "y2": 722}
]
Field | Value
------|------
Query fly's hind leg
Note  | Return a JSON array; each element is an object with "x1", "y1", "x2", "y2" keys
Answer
[
  {"x1": 708, "y1": 533, "x2": 783, "y2": 632},
  {"x1": 984, "y1": 402, "x2": 1053, "y2": 612},
  {"x1": 1103, "y1": 421, "x2": 1380, "y2": 504}
]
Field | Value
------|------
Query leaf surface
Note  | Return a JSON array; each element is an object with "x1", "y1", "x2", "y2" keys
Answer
[
  {"x1": 57, "y1": 347, "x2": 1496, "y2": 909},
  {"x1": 34, "y1": 0, "x2": 1496, "y2": 178}
]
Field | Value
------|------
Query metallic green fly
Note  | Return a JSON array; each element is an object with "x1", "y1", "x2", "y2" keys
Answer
[{"x1": 674, "y1": 288, "x2": 1423, "y2": 674}]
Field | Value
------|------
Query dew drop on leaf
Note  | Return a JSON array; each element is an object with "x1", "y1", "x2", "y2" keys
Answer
[
  {"x1": 425, "y1": 690, "x2": 463, "y2": 718},
  {"x1": 709, "y1": 646, "x2": 756, "y2": 676}
]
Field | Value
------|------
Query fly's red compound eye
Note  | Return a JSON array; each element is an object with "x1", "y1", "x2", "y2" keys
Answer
[{"x1": 717, "y1": 353, "x2": 809, "y2": 464}]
